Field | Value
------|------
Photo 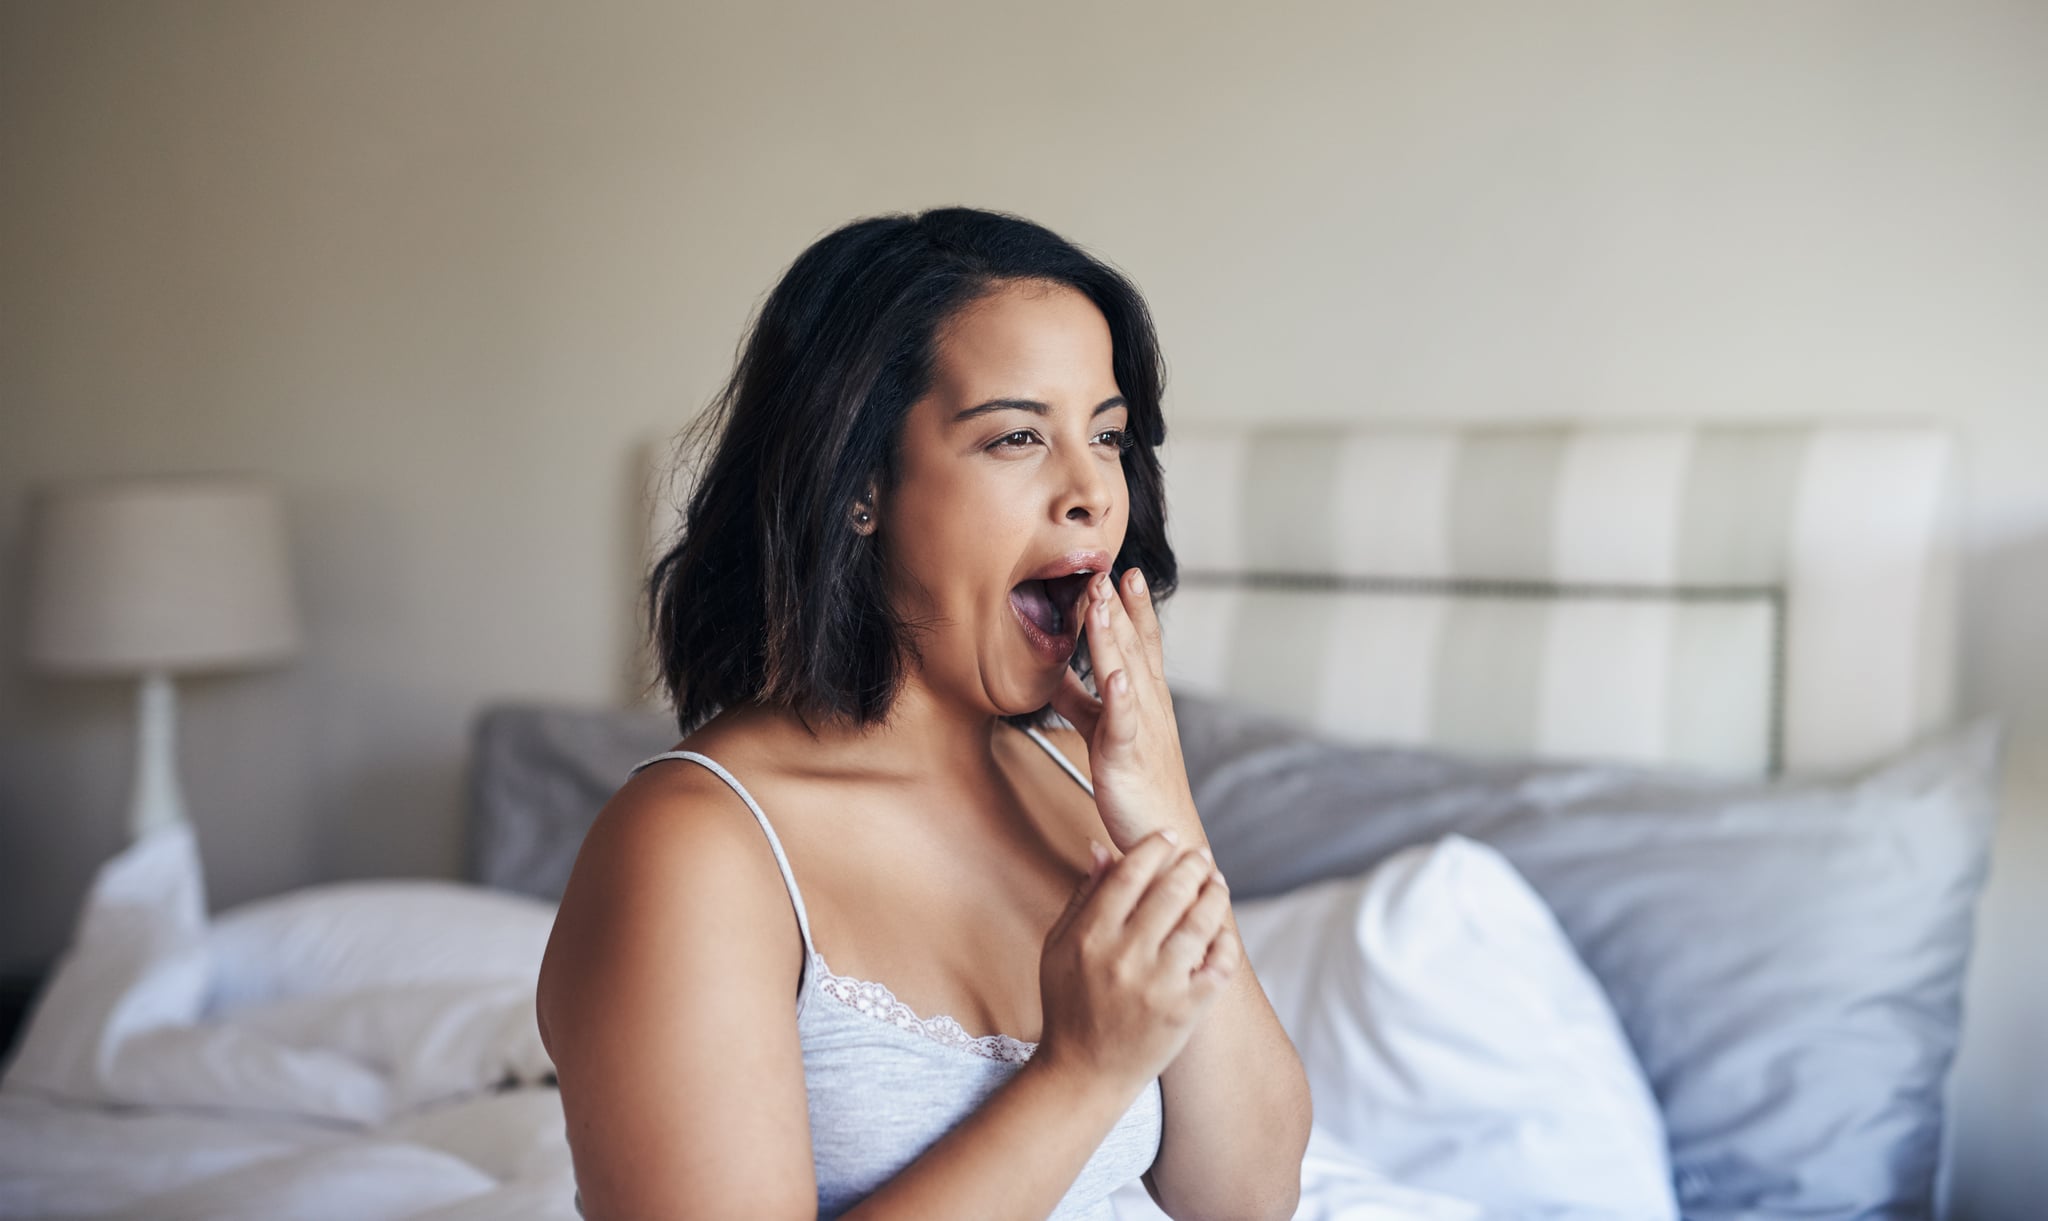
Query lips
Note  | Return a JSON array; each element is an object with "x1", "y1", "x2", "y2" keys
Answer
[
  {"x1": 1007, "y1": 548, "x2": 1110, "y2": 663},
  {"x1": 1010, "y1": 572, "x2": 1095, "y2": 637}
]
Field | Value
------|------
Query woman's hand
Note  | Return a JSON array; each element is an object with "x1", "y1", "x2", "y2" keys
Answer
[
  {"x1": 1049, "y1": 567, "x2": 1201, "y2": 854},
  {"x1": 1037, "y1": 828, "x2": 1239, "y2": 1095}
]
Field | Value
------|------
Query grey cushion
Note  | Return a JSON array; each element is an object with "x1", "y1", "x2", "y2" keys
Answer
[
  {"x1": 1172, "y1": 688, "x2": 2006, "y2": 1221},
  {"x1": 465, "y1": 702, "x2": 677, "y2": 899}
]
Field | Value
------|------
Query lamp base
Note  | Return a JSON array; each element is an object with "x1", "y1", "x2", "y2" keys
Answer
[{"x1": 129, "y1": 670, "x2": 189, "y2": 842}]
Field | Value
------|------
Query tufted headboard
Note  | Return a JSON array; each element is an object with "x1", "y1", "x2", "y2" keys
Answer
[
  {"x1": 1155, "y1": 420, "x2": 1960, "y2": 779},
  {"x1": 469, "y1": 419, "x2": 1961, "y2": 894}
]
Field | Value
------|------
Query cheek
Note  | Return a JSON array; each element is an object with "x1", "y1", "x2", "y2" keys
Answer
[
  {"x1": 885, "y1": 474, "x2": 1024, "y2": 602},
  {"x1": 1102, "y1": 468, "x2": 1133, "y2": 552}
]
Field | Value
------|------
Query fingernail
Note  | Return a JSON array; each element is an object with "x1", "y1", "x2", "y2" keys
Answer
[
  {"x1": 1129, "y1": 569, "x2": 1147, "y2": 594},
  {"x1": 1198, "y1": 847, "x2": 1212, "y2": 863},
  {"x1": 1110, "y1": 670, "x2": 1129, "y2": 696},
  {"x1": 1161, "y1": 829, "x2": 1180, "y2": 845},
  {"x1": 1089, "y1": 840, "x2": 1110, "y2": 866}
]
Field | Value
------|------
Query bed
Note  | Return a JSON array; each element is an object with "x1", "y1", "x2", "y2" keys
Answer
[{"x1": 0, "y1": 419, "x2": 2002, "y2": 1220}]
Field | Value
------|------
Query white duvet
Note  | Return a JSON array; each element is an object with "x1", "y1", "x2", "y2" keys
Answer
[{"x1": 0, "y1": 823, "x2": 1673, "y2": 1219}]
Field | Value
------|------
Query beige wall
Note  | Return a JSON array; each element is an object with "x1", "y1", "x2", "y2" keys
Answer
[{"x1": 2, "y1": 1, "x2": 2041, "y2": 1214}]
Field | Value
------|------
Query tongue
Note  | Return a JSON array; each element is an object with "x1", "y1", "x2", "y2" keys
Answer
[{"x1": 1011, "y1": 579, "x2": 1060, "y2": 635}]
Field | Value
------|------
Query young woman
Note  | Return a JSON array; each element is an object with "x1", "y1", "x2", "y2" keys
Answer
[{"x1": 537, "y1": 207, "x2": 1310, "y2": 1220}]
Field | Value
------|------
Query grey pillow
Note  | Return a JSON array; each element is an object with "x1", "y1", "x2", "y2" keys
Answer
[
  {"x1": 1172, "y1": 689, "x2": 2005, "y2": 1220},
  {"x1": 465, "y1": 702, "x2": 677, "y2": 899}
]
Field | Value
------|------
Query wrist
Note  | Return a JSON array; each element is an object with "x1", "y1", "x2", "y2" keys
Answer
[
  {"x1": 1026, "y1": 1043, "x2": 1144, "y2": 1116},
  {"x1": 1109, "y1": 809, "x2": 1208, "y2": 856}
]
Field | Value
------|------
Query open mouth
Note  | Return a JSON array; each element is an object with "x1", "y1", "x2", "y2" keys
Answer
[{"x1": 1009, "y1": 571, "x2": 1095, "y2": 640}]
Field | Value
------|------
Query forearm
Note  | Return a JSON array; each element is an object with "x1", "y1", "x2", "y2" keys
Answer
[
  {"x1": 1143, "y1": 833, "x2": 1312, "y2": 1221},
  {"x1": 839, "y1": 1051, "x2": 1141, "y2": 1221}
]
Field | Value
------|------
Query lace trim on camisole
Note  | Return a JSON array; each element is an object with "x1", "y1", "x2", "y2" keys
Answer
[
  {"x1": 631, "y1": 725, "x2": 1087, "y2": 1067},
  {"x1": 811, "y1": 947, "x2": 1039, "y2": 1064}
]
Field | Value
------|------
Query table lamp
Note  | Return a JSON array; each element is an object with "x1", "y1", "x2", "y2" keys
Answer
[{"x1": 24, "y1": 475, "x2": 302, "y2": 843}]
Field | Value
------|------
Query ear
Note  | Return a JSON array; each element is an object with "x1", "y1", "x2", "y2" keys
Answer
[{"x1": 850, "y1": 483, "x2": 880, "y2": 536}]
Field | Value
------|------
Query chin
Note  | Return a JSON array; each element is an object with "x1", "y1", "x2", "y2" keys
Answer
[
  {"x1": 982, "y1": 669, "x2": 1062, "y2": 721},
  {"x1": 988, "y1": 687, "x2": 1052, "y2": 721}
]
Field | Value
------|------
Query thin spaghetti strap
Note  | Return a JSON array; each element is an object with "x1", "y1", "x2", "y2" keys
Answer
[
  {"x1": 1019, "y1": 725, "x2": 1095, "y2": 796},
  {"x1": 627, "y1": 750, "x2": 817, "y2": 1015}
]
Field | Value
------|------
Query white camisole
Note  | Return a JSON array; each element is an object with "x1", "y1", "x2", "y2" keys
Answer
[{"x1": 574, "y1": 723, "x2": 1164, "y2": 1219}]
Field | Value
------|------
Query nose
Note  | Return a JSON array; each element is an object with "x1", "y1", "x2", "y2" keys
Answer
[{"x1": 1053, "y1": 436, "x2": 1116, "y2": 525}]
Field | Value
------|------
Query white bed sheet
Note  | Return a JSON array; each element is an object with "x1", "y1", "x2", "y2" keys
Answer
[
  {"x1": 0, "y1": 1087, "x2": 575, "y2": 1220},
  {"x1": 0, "y1": 821, "x2": 1646, "y2": 1220},
  {"x1": 0, "y1": 1087, "x2": 1495, "y2": 1221}
]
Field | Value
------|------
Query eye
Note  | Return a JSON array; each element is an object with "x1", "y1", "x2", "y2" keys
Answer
[
  {"x1": 1094, "y1": 427, "x2": 1134, "y2": 452},
  {"x1": 987, "y1": 428, "x2": 1041, "y2": 451}
]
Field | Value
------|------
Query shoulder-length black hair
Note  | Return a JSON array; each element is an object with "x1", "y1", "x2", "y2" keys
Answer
[{"x1": 646, "y1": 205, "x2": 1177, "y2": 737}]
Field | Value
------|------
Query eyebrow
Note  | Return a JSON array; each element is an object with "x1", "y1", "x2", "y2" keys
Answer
[{"x1": 951, "y1": 394, "x2": 1128, "y2": 423}]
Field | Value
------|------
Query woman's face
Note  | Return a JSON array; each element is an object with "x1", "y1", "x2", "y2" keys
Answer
[{"x1": 879, "y1": 277, "x2": 1132, "y2": 719}]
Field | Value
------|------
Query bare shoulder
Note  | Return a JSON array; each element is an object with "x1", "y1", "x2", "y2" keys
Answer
[
  {"x1": 537, "y1": 756, "x2": 814, "y2": 1219},
  {"x1": 545, "y1": 758, "x2": 797, "y2": 961}
]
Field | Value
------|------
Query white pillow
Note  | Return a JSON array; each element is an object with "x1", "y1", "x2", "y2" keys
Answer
[
  {"x1": 1232, "y1": 834, "x2": 1678, "y2": 1218},
  {"x1": 205, "y1": 880, "x2": 557, "y2": 1018},
  {"x1": 2, "y1": 822, "x2": 214, "y2": 1099},
  {"x1": 1, "y1": 824, "x2": 394, "y2": 1121},
  {"x1": 4, "y1": 827, "x2": 562, "y2": 1122}
]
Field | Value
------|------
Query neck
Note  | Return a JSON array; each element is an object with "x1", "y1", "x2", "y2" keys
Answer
[{"x1": 754, "y1": 673, "x2": 1017, "y2": 790}]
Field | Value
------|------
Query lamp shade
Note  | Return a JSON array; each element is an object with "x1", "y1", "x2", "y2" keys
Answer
[{"x1": 25, "y1": 475, "x2": 302, "y2": 675}]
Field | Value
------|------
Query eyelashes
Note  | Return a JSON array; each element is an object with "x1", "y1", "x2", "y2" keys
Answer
[{"x1": 988, "y1": 428, "x2": 1133, "y2": 453}]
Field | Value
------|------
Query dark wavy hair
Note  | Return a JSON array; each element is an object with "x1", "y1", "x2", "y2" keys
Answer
[{"x1": 645, "y1": 206, "x2": 1177, "y2": 737}]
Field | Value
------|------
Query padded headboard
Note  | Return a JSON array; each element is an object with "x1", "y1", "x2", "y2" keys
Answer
[
  {"x1": 465, "y1": 701, "x2": 678, "y2": 898},
  {"x1": 1157, "y1": 420, "x2": 1959, "y2": 779}
]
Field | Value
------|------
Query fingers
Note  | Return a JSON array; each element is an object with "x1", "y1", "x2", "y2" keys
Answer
[
  {"x1": 1084, "y1": 573, "x2": 1129, "y2": 710},
  {"x1": 1097, "y1": 661, "x2": 1137, "y2": 750},
  {"x1": 1158, "y1": 875, "x2": 1232, "y2": 976},
  {"x1": 1118, "y1": 567, "x2": 1167, "y2": 681},
  {"x1": 1126, "y1": 847, "x2": 1222, "y2": 954},
  {"x1": 1086, "y1": 575, "x2": 1144, "y2": 748},
  {"x1": 1048, "y1": 667, "x2": 1102, "y2": 742},
  {"x1": 1099, "y1": 573, "x2": 1147, "y2": 681},
  {"x1": 1082, "y1": 827, "x2": 1184, "y2": 929},
  {"x1": 1089, "y1": 572, "x2": 1151, "y2": 692},
  {"x1": 1085, "y1": 572, "x2": 1165, "y2": 764},
  {"x1": 1044, "y1": 839, "x2": 1113, "y2": 949},
  {"x1": 1191, "y1": 924, "x2": 1242, "y2": 1000},
  {"x1": 1110, "y1": 567, "x2": 1163, "y2": 684}
]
